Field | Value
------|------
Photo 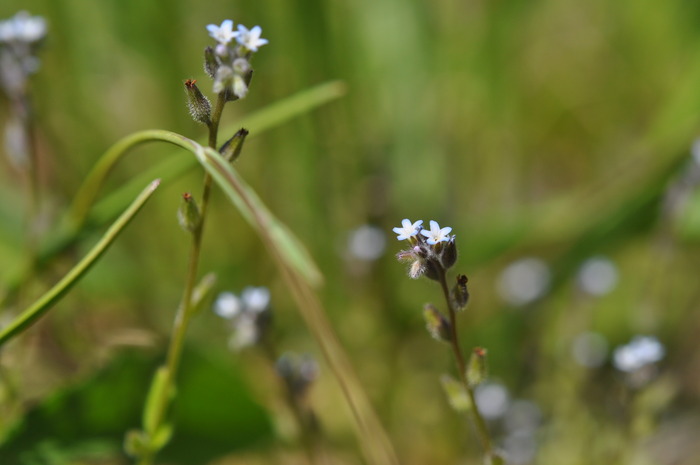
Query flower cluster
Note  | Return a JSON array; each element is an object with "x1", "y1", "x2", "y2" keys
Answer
[
  {"x1": 393, "y1": 219, "x2": 457, "y2": 280},
  {"x1": 213, "y1": 286, "x2": 272, "y2": 350},
  {"x1": 204, "y1": 19, "x2": 268, "y2": 99},
  {"x1": 613, "y1": 335, "x2": 665, "y2": 374},
  {"x1": 0, "y1": 11, "x2": 47, "y2": 97}
]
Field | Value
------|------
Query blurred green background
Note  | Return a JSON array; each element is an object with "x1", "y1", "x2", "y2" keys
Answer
[{"x1": 2, "y1": 0, "x2": 700, "y2": 464}]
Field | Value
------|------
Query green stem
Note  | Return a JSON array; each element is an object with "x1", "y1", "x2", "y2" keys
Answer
[
  {"x1": 260, "y1": 339, "x2": 322, "y2": 465},
  {"x1": 138, "y1": 94, "x2": 227, "y2": 464},
  {"x1": 436, "y1": 268, "x2": 494, "y2": 457}
]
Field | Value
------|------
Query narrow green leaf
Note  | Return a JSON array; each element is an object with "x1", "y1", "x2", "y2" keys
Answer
[
  {"x1": 143, "y1": 366, "x2": 171, "y2": 436},
  {"x1": 0, "y1": 179, "x2": 161, "y2": 346},
  {"x1": 195, "y1": 146, "x2": 323, "y2": 287},
  {"x1": 0, "y1": 81, "x2": 345, "y2": 309}
]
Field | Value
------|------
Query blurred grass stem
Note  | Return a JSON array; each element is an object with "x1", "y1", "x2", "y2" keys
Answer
[{"x1": 260, "y1": 338, "x2": 324, "y2": 465}]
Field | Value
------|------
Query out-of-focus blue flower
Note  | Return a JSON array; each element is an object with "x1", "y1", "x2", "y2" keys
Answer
[
  {"x1": 213, "y1": 286, "x2": 271, "y2": 350},
  {"x1": 613, "y1": 335, "x2": 665, "y2": 373},
  {"x1": 206, "y1": 19, "x2": 237, "y2": 45},
  {"x1": 236, "y1": 25, "x2": 268, "y2": 52}
]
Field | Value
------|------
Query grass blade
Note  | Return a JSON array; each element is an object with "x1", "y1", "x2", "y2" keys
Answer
[{"x1": 0, "y1": 179, "x2": 161, "y2": 346}]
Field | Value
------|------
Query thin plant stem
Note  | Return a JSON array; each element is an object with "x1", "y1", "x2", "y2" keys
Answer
[
  {"x1": 260, "y1": 338, "x2": 323, "y2": 465},
  {"x1": 138, "y1": 93, "x2": 227, "y2": 465},
  {"x1": 436, "y1": 268, "x2": 494, "y2": 457}
]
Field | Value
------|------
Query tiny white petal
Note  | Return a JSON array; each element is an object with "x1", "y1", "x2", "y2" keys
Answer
[
  {"x1": 214, "y1": 292, "x2": 242, "y2": 319},
  {"x1": 230, "y1": 315, "x2": 259, "y2": 350},
  {"x1": 207, "y1": 19, "x2": 237, "y2": 44},
  {"x1": 392, "y1": 218, "x2": 423, "y2": 241},
  {"x1": 236, "y1": 24, "x2": 268, "y2": 52},
  {"x1": 420, "y1": 220, "x2": 452, "y2": 244},
  {"x1": 242, "y1": 286, "x2": 270, "y2": 313}
]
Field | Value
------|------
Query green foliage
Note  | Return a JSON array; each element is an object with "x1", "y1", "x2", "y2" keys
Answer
[
  {"x1": 1, "y1": 0, "x2": 700, "y2": 463},
  {"x1": 0, "y1": 350, "x2": 272, "y2": 464}
]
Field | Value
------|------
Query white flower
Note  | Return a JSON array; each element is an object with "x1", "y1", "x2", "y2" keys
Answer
[
  {"x1": 613, "y1": 335, "x2": 665, "y2": 373},
  {"x1": 213, "y1": 292, "x2": 242, "y2": 319},
  {"x1": 241, "y1": 286, "x2": 270, "y2": 313},
  {"x1": 392, "y1": 219, "x2": 423, "y2": 241},
  {"x1": 236, "y1": 25, "x2": 268, "y2": 52},
  {"x1": 212, "y1": 65, "x2": 233, "y2": 94},
  {"x1": 206, "y1": 19, "x2": 237, "y2": 45},
  {"x1": 0, "y1": 11, "x2": 47, "y2": 44},
  {"x1": 229, "y1": 314, "x2": 258, "y2": 350},
  {"x1": 420, "y1": 220, "x2": 452, "y2": 245},
  {"x1": 231, "y1": 75, "x2": 247, "y2": 98}
]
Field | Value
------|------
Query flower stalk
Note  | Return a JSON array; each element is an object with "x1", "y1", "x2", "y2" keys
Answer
[
  {"x1": 393, "y1": 218, "x2": 497, "y2": 461},
  {"x1": 129, "y1": 19, "x2": 268, "y2": 464}
]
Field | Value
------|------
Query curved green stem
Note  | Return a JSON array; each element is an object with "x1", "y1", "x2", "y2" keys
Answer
[
  {"x1": 0, "y1": 179, "x2": 161, "y2": 346},
  {"x1": 1, "y1": 81, "x2": 345, "y2": 310}
]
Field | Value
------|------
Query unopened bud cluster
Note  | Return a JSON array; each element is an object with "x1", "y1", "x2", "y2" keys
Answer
[
  {"x1": 393, "y1": 219, "x2": 457, "y2": 280},
  {"x1": 276, "y1": 352, "x2": 319, "y2": 399},
  {"x1": 204, "y1": 19, "x2": 268, "y2": 100}
]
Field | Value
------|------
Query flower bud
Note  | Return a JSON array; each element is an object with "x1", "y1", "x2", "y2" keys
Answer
[
  {"x1": 232, "y1": 57, "x2": 250, "y2": 75},
  {"x1": 423, "y1": 304, "x2": 451, "y2": 343},
  {"x1": 212, "y1": 65, "x2": 233, "y2": 94},
  {"x1": 177, "y1": 192, "x2": 201, "y2": 233},
  {"x1": 190, "y1": 272, "x2": 217, "y2": 314},
  {"x1": 276, "y1": 352, "x2": 319, "y2": 398},
  {"x1": 466, "y1": 347, "x2": 488, "y2": 387},
  {"x1": 232, "y1": 74, "x2": 248, "y2": 99},
  {"x1": 440, "y1": 374, "x2": 470, "y2": 413},
  {"x1": 423, "y1": 257, "x2": 442, "y2": 281},
  {"x1": 203, "y1": 46, "x2": 218, "y2": 78},
  {"x1": 450, "y1": 274, "x2": 470, "y2": 311},
  {"x1": 220, "y1": 128, "x2": 249, "y2": 162},
  {"x1": 440, "y1": 236, "x2": 458, "y2": 269},
  {"x1": 184, "y1": 79, "x2": 211, "y2": 125},
  {"x1": 408, "y1": 260, "x2": 426, "y2": 279}
]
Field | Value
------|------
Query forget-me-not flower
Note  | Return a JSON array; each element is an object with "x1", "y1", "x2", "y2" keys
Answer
[
  {"x1": 207, "y1": 19, "x2": 237, "y2": 45},
  {"x1": 613, "y1": 335, "x2": 665, "y2": 373},
  {"x1": 213, "y1": 286, "x2": 272, "y2": 350},
  {"x1": 236, "y1": 25, "x2": 268, "y2": 52},
  {"x1": 393, "y1": 219, "x2": 423, "y2": 241},
  {"x1": 0, "y1": 11, "x2": 47, "y2": 44},
  {"x1": 421, "y1": 220, "x2": 452, "y2": 245}
]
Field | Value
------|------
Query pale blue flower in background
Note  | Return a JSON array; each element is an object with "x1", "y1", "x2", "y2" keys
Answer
[
  {"x1": 207, "y1": 19, "x2": 237, "y2": 45},
  {"x1": 213, "y1": 291, "x2": 242, "y2": 319},
  {"x1": 393, "y1": 219, "x2": 423, "y2": 241},
  {"x1": 421, "y1": 220, "x2": 452, "y2": 245},
  {"x1": 236, "y1": 25, "x2": 268, "y2": 52},
  {"x1": 497, "y1": 258, "x2": 550, "y2": 306},
  {"x1": 613, "y1": 335, "x2": 665, "y2": 373},
  {"x1": 240, "y1": 286, "x2": 271, "y2": 313},
  {"x1": 0, "y1": 11, "x2": 47, "y2": 44}
]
